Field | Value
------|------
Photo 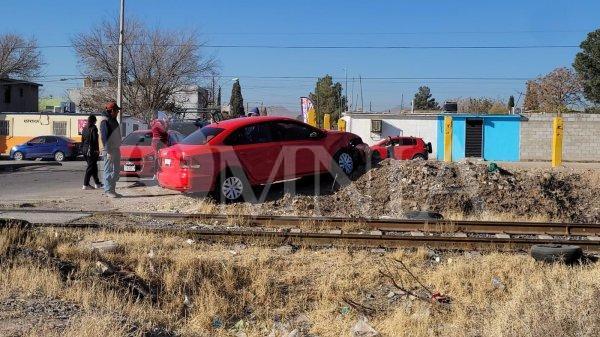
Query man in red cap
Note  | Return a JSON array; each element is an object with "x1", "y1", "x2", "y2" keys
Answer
[{"x1": 100, "y1": 100, "x2": 122, "y2": 198}]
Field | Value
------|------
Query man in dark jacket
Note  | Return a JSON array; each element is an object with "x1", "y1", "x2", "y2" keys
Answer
[
  {"x1": 81, "y1": 114, "x2": 102, "y2": 190},
  {"x1": 100, "y1": 101, "x2": 122, "y2": 198}
]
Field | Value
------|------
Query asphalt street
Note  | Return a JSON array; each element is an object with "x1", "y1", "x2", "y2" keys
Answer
[{"x1": 0, "y1": 160, "x2": 158, "y2": 202}]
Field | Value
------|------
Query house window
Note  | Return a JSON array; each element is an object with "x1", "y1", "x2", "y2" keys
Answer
[
  {"x1": 371, "y1": 119, "x2": 382, "y2": 133},
  {"x1": 53, "y1": 121, "x2": 68, "y2": 136},
  {"x1": 0, "y1": 121, "x2": 9, "y2": 136},
  {"x1": 3, "y1": 87, "x2": 11, "y2": 104},
  {"x1": 19, "y1": 88, "x2": 24, "y2": 98}
]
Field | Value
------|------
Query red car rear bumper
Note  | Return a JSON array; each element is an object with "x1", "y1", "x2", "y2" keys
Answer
[
  {"x1": 119, "y1": 159, "x2": 155, "y2": 178},
  {"x1": 157, "y1": 169, "x2": 214, "y2": 192}
]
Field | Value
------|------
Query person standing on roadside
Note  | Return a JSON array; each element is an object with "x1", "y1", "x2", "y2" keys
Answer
[
  {"x1": 81, "y1": 115, "x2": 102, "y2": 190},
  {"x1": 150, "y1": 116, "x2": 169, "y2": 177},
  {"x1": 100, "y1": 101, "x2": 122, "y2": 198}
]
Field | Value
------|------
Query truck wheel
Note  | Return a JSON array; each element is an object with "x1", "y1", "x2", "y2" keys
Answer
[
  {"x1": 531, "y1": 244, "x2": 583, "y2": 264},
  {"x1": 412, "y1": 153, "x2": 427, "y2": 161}
]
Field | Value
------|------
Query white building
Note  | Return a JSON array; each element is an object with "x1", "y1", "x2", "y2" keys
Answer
[{"x1": 341, "y1": 111, "x2": 439, "y2": 157}]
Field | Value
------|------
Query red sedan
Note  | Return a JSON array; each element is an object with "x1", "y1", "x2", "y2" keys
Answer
[
  {"x1": 157, "y1": 116, "x2": 369, "y2": 201},
  {"x1": 370, "y1": 136, "x2": 432, "y2": 161},
  {"x1": 119, "y1": 130, "x2": 184, "y2": 178}
]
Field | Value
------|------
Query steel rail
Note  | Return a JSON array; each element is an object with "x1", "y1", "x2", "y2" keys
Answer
[
  {"x1": 1, "y1": 208, "x2": 600, "y2": 236},
  {"x1": 15, "y1": 223, "x2": 600, "y2": 252},
  {"x1": 3, "y1": 212, "x2": 600, "y2": 251}
]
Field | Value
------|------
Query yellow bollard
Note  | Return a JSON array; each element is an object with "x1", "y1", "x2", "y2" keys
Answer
[
  {"x1": 552, "y1": 117, "x2": 563, "y2": 167},
  {"x1": 338, "y1": 118, "x2": 347, "y2": 132},
  {"x1": 307, "y1": 108, "x2": 317, "y2": 127},
  {"x1": 323, "y1": 114, "x2": 331, "y2": 130},
  {"x1": 444, "y1": 116, "x2": 453, "y2": 162}
]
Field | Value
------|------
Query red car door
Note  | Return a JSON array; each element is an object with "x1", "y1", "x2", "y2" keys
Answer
[
  {"x1": 272, "y1": 121, "x2": 327, "y2": 178},
  {"x1": 227, "y1": 123, "x2": 283, "y2": 184},
  {"x1": 391, "y1": 137, "x2": 418, "y2": 159}
]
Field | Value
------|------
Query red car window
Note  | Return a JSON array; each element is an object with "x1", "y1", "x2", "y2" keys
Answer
[
  {"x1": 122, "y1": 132, "x2": 152, "y2": 146},
  {"x1": 181, "y1": 127, "x2": 225, "y2": 145},
  {"x1": 272, "y1": 122, "x2": 317, "y2": 141},
  {"x1": 226, "y1": 123, "x2": 274, "y2": 145}
]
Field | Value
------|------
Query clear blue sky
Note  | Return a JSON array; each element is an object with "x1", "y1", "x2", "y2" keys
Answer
[{"x1": 1, "y1": 0, "x2": 599, "y2": 111}]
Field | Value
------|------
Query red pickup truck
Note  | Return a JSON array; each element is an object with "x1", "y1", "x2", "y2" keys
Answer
[{"x1": 370, "y1": 136, "x2": 432, "y2": 161}]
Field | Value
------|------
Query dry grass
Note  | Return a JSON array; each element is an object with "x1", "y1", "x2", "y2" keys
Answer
[{"x1": 1, "y1": 226, "x2": 600, "y2": 336}]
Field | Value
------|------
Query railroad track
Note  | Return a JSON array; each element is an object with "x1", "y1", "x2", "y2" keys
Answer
[{"x1": 2, "y1": 208, "x2": 600, "y2": 251}]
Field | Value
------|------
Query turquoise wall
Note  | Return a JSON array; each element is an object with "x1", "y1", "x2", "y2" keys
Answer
[{"x1": 436, "y1": 114, "x2": 521, "y2": 161}]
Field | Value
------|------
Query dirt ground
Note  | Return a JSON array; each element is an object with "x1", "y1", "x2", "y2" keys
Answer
[
  {"x1": 3, "y1": 160, "x2": 600, "y2": 223},
  {"x1": 2, "y1": 226, "x2": 600, "y2": 337}
]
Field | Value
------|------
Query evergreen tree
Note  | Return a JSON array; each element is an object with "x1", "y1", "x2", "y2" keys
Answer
[
  {"x1": 574, "y1": 29, "x2": 600, "y2": 104},
  {"x1": 508, "y1": 95, "x2": 515, "y2": 111},
  {"x1": 229, "y1": 80, "x2": 244, "y2": 117},
  {"x1": 309, "y1": 75, "x2": 347, "y2": 127},
  {"x1": 413, "y1": 86, "x2": 440, "y2": 110}
]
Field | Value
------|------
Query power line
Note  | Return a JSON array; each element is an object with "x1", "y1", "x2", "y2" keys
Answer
[
  {"x1": 203, "y1": 29, "x2": 592, "y2": 36},
  {"x1": 24, "y1": 74, "x2": 535, "y2": 81},
  {"x1": 27, "y1": 43, "x2": 579, "y2": 50}
]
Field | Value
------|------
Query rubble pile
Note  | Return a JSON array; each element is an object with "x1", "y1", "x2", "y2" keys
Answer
[{"x1": 269, "y1": 160, "x2": 600, "y2": 222}]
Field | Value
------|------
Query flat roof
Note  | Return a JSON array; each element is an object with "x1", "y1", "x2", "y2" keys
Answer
[
  {"x1": 344, "y1": 112, "x2": 523, "y2": 119},
  {"x1": 0, "y1": 78, "x2": 42, "y2": 86},
  {"x1": 0, "y1": 111, "x2": 102, "y2": 116},
  {"x1": 0, "y1": 112, "x2": 139, "y2": 119}
]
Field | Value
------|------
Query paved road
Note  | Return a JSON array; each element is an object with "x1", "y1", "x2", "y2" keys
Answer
[
  {"x1": 0, "y1": 160, "x2": 158, "y2": 202},
  {"x1": 0, "y1": 161, "x2": 88, "y2": 201}
]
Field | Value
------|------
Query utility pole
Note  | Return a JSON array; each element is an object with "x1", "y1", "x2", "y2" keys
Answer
[
  {"x1": 359, "y1": 75, "x2": 364, "y2": 112},
  {"x1": 116, "y1": 0, "x2": 125, "y2": 126},
  {"x1": 400, "y1": 93, "x2": 404, "y2": 111},
  {"x1": 344, "y1": 68, "x2": 348, "y2": 112}
]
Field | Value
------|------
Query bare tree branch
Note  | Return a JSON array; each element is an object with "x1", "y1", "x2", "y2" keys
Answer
[
  {"x1": 0, "y1": 33, "x2": 44, "y2": 79},
  {"x1": 72, "y1": 18, "x2": 218, "y2": 122}
]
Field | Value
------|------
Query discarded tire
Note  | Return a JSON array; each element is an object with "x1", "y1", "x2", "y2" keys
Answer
[
  {"x1": 404, "y1": 211, "x2": 443, "y2": 221},
  {"x1": 530, "y1": 244, "x2": 583, "y2": 264}
]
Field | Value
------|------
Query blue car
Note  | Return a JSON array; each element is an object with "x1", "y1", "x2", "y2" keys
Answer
[{"x1": 9, "y1": 136, "x2": 80, "y2": 162}]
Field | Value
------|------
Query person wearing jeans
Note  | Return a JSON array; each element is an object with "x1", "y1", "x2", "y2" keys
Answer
[{"x1": 100, "y1": 101, "x2": 122, "y2": 198}]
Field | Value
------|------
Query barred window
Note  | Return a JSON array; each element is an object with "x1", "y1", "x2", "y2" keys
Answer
[
  {"x1": 53, "y1": 121, "x2": 67, "y2": 136},
  {"x1": 0, "y1": 120, "x2": 9, "y2": 136}
]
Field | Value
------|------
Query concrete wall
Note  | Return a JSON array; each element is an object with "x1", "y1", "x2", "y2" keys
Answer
[
  {"x1": 0, "y1": 84, "x2": 39, "y2": 112},
  {"x1": 343, "y1": 113, "x2": 438, "y2": 156},
  {"x1": 520, "y1": 113, "x2": 600, "y2": 162},
  {"x1": 436, "y1": 114, "x2": 521, "y2": 161}
]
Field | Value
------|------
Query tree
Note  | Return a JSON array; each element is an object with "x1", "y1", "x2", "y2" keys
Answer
[
  {"x1": 413, "y1": 86, "x2": 440, "y2": 110},
  {"x1": 489, "y1": 102, "x2": 509, "y2": 114},
  {"x1": 523, "y1": 67, "x2": 583, "y2": 113},
  {"x1": 455, "y1": 97, "x2": 507, "y2": 113},
  {"x1": 72, "y1": 18, "x2": 217, "y2": 122},
  {"x1": 523, "y1": 80, "x2": 540, "y2": 112},
  {"x1": 508, "y1": 95, "x2": 515, "y2": 111},
  {"x1": 0, "y1": 33, "x2": 43, "y2": 79},
  {"x1": 229, "y1": 79, "x2": 244, "y2": 117},
  {"x1": 309, "y1": 75, "x2": 347, "y2": 127},
  {"x1": 574, "y1": 29, "x2": 600, "y2": 104}
]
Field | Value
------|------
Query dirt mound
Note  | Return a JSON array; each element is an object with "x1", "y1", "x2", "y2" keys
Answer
[{"x1": 267, "y1": 160, "x2": 600, "y2": 223}]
